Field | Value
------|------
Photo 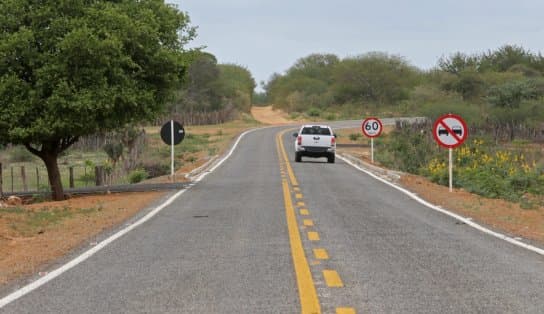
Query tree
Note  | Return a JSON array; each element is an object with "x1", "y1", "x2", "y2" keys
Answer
[
  {"x1": 332, "y1": 52, "x2": 419, "y2": 105},
  {"x1": 217, "y1": 64, "x2": 256, "y2": 112},
  {"x1": 0, "y1": 0, "x2": 195, "y2": 200},
  {"x1": 487, "y1": 80, "x2": 539, "y2": 140}
]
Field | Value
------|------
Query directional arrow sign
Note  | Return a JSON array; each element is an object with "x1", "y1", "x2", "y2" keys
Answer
[{"x1": 433, "y1": 114, "x2": 468, "y2": 149}]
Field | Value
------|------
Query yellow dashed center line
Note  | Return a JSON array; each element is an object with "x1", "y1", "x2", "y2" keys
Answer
[
  {"x1": 308, "y1": 231, "x2": 320, "y2": 241},
  {"x1": 277, "y1": 133, "x2": 321, "y2": 314},
  {"x1": 323, "y1": 270, "x2": 344, "y2": 288},
  {"x1": 277, "y1": 129, "x2": 353, "y2": 313},
  {"x1": 313, "y1": 248, "x2": 329, "y2": 260}
]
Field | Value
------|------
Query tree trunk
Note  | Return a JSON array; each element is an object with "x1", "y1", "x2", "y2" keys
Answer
[{"x1": 41, "y1": 152, "x2": 65, "y2": 201}]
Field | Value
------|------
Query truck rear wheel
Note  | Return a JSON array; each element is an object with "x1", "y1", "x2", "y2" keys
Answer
[
  {"x1": 295, "y1": 152, "x2": 302, "y2": 162},
  {"x1": 327, "y1": 154, "x2": 335, "y2": 163}
]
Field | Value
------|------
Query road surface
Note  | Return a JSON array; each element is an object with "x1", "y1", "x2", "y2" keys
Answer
[{"x1": 2, "y1": 123, "x2": 544, "y2": 313}]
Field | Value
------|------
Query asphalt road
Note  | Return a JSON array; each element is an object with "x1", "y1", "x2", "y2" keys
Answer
[{"x1": 2, "y1": 123, "x2": 544, "y2": 313}]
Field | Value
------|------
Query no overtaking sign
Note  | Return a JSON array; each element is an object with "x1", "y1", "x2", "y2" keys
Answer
[{"x1": 433, "y1": 114, "x2": 468, "y2": 148}]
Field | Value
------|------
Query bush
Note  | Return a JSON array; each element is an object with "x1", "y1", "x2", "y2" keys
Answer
[
  {"x1": 348, "y1": 133, "x2": 362, "y2": 141},
  {"x1": 138, "y1": 162, "x2": 170, "y2": 178},
  {"x1": 425, "y1": 139, "x2": 544, "y2": 202},
  {"x1": 306, "y1": 107, "x2": 321, "y2": 117},
  {"x1": 128, "y1": 169, "x2": 148, "y2": 184}
]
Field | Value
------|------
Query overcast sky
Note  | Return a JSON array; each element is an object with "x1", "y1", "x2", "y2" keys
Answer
[{"x1": 170, "y1": 0, "x2": 544, "y2": 89}]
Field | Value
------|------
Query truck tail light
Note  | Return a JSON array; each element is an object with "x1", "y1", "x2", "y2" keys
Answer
[
  {"x1": 297, "y1": 135, "x2": 302, "y2": 145},
  {"x1": 331, "y1": 136, "x2": 336, "y2": 145}
]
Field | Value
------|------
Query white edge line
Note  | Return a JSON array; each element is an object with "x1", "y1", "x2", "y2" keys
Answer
[
  {"x1": 337, "y1": 155, "x2": 544, "y2": 256},
  {"x1": 0, "y1": 127, "x2": 260, "y2": 308}
]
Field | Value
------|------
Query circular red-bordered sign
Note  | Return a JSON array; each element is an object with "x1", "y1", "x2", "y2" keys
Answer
[
  {"x1": 362, "y1": 117, "x2": 383, "y2": 138},
  {"x1": 433, "y1": 114, "x2": 468, "y2": 148}
]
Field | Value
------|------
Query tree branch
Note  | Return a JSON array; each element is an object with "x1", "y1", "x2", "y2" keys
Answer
[{"x1": 24, "y1": 143, "x2": 42, "y2": 157}]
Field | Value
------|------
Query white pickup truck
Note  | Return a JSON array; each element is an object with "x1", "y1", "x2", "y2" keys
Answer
[{"x1": 293, "y1": 125, "x2": 336, "y2": 163}]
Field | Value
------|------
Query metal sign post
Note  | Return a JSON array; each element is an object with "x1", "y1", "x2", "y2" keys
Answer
[
  {"x1": 160, "y1": 120, "x2": 186, "y2": 183},
  {"x1": 371, "y1": 138, "x2": 374, "y2": 163},
  {"x1": 449, "y1": 148, "x2": 453, "y2": 192},
  {"x1": 362, "y1": 117, "x2": 383, "y2": 164},
  {"x1": 432, "y1": 114, "x2": 468, "y2": 192},
  {"x1": 170, "y1": 120, "x2": 175, "y2": 182}
]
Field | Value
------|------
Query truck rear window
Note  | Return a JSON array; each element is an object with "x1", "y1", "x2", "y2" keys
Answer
[{"x1": 301, "y1": 126, "x2": 331, "y2": 135}]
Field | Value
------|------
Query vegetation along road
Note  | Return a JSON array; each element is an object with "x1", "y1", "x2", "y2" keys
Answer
[
  {"x1": 1, "y1": 122, "x2": 543, "y2": 313},
  {"x1": 1, "y1": 0, "x2": 543, "y2": 313}
]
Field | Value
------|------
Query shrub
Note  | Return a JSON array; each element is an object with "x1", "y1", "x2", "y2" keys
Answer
[
  {"x1": 348, "y1": 133, "x2": 362, "y2": 141},
  {"x1": 128, "y1": 169, "x2": 148, "y2": 184},
  {"x1": 138, "y1": 162, "x2": 170, "y2": 178},
  {"x1": 306, "y1": 107, "x2": 321, "y2": 117}
]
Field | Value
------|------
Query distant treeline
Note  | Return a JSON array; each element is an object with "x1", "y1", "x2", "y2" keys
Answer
[
  {"x1": 265, "y1": 45, "x2": 544, "y2": 142},
  {"x1": 165, "y1": 52, "x2": 256, "y2": 125}
]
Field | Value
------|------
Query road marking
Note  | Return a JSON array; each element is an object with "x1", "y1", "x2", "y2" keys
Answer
[
  {"x1": 336, "y1": 308, "x2": 356, "y2": 314},
  {"x1": 308, "y1": 232, "x2": 320, "y2": 241},
  {"x1": 323, "y1": 270, "x2": 344, "y2": 287},
  {"x1": 281, "y1": 179, "x2": 321, "y2": 314},
  {"x1": 300, "y1": 209, "x2": 310, "y2": 216},
  {"x1": 297, "y1": 202, "x2": 306, "y2": 207},
  {"x1": 338, "y1": 154, "x2": 544, "y2": 256},
  {"x1": 303, "y1": 219, "x2": 314, "y2": 227},
  {"x1": 294, "y1": 187, "x2": 301, "y2": 192},
  {"x1": 0, "y1": 127, "x2": 262, "y2": 308},
  {"x1": 295, "y1": 193, "x2": 303, "y2": 199},
  {"x1": 313, "y1": 249, "x2": 329, "y2": 260},
  {"x1": 277, "y1": 132, "x2": 299, "y2": 186}
]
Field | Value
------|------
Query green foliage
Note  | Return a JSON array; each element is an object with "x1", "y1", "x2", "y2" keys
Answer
[
  {"x1": 172, "y1": 55, "x2": 256, "y2": 114},
  {"x1": 422, "y1": 139, "x2": 544, "y2": 202},
  {"x1": 332, "y1": 52, "x2": 420, "y2": 105},
  {"x1": 0, "y1": 0, "x2": 195, "y2": 199},
  {"x1": 348, "y1": 133, "x2": 362, "y2": 141},
  {"x1": 377, "y1": 129, "x2": 437, "y2": 173},
  {"x1": 252, "y1": 92, "x2": 268, "y2": 105},
  {"x1": 217, "y1": 64, "x2": 256, "y2": 112},
  {"x1": 306, "y1": 107, "x2": 321, "y2": 117},
  {"x1": 103, "y1": 142, "x2": 124, "y2": 165},
  {"x1": 8, "y1": 145, "x2": 36, "y2": 162},
  {"x1": 128, "y1": 169, "x2": 148, "y2": 184},
  {"x1": 138, "y1": 161, "x2": 170, "y2": 178}
]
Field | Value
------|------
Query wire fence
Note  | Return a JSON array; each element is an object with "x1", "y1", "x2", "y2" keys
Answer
[{"x1": 0, "y1": 163, "x2": 128, "y2": 195}]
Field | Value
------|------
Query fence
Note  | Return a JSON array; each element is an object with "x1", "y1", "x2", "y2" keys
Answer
[{"x1": 0, "y1": 162, "x2": 128, "y2": 196}]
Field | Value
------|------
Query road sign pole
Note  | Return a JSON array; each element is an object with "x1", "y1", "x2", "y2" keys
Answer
[
  {"x1": 170, "y1": 120, "x2": 175, "y2": 182},
  {"x1": 449, "y1": 148, "x2": 453, "y2": 192},
  {"x1": 371, "y1": 138, "x2": 374, "y2": 163}
]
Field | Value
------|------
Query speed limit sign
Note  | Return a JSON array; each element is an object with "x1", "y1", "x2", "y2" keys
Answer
[
  {"x1": 362, "y1": 117, "x2": 383, "y2": 138},
  {"x1": 361, "y1": 117, "x2": 383, "y2": 164}
]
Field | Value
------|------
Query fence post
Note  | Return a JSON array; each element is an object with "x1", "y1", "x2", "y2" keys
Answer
[
  {"x1": 69, "y1": 166, "x2": 74, "y2": 188},
  {"x1": 21, "y1": 166, "x2": 27, "y2": 192},
  {"x1": 95, "y1": 166, "x2": 104, "y2": 186},
  {"x1": 36, "y1": 167, "x2": 40, "y2": 191},
  {"x1": 11, "y1": 167, "x2": 14, "y2": 193}
]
